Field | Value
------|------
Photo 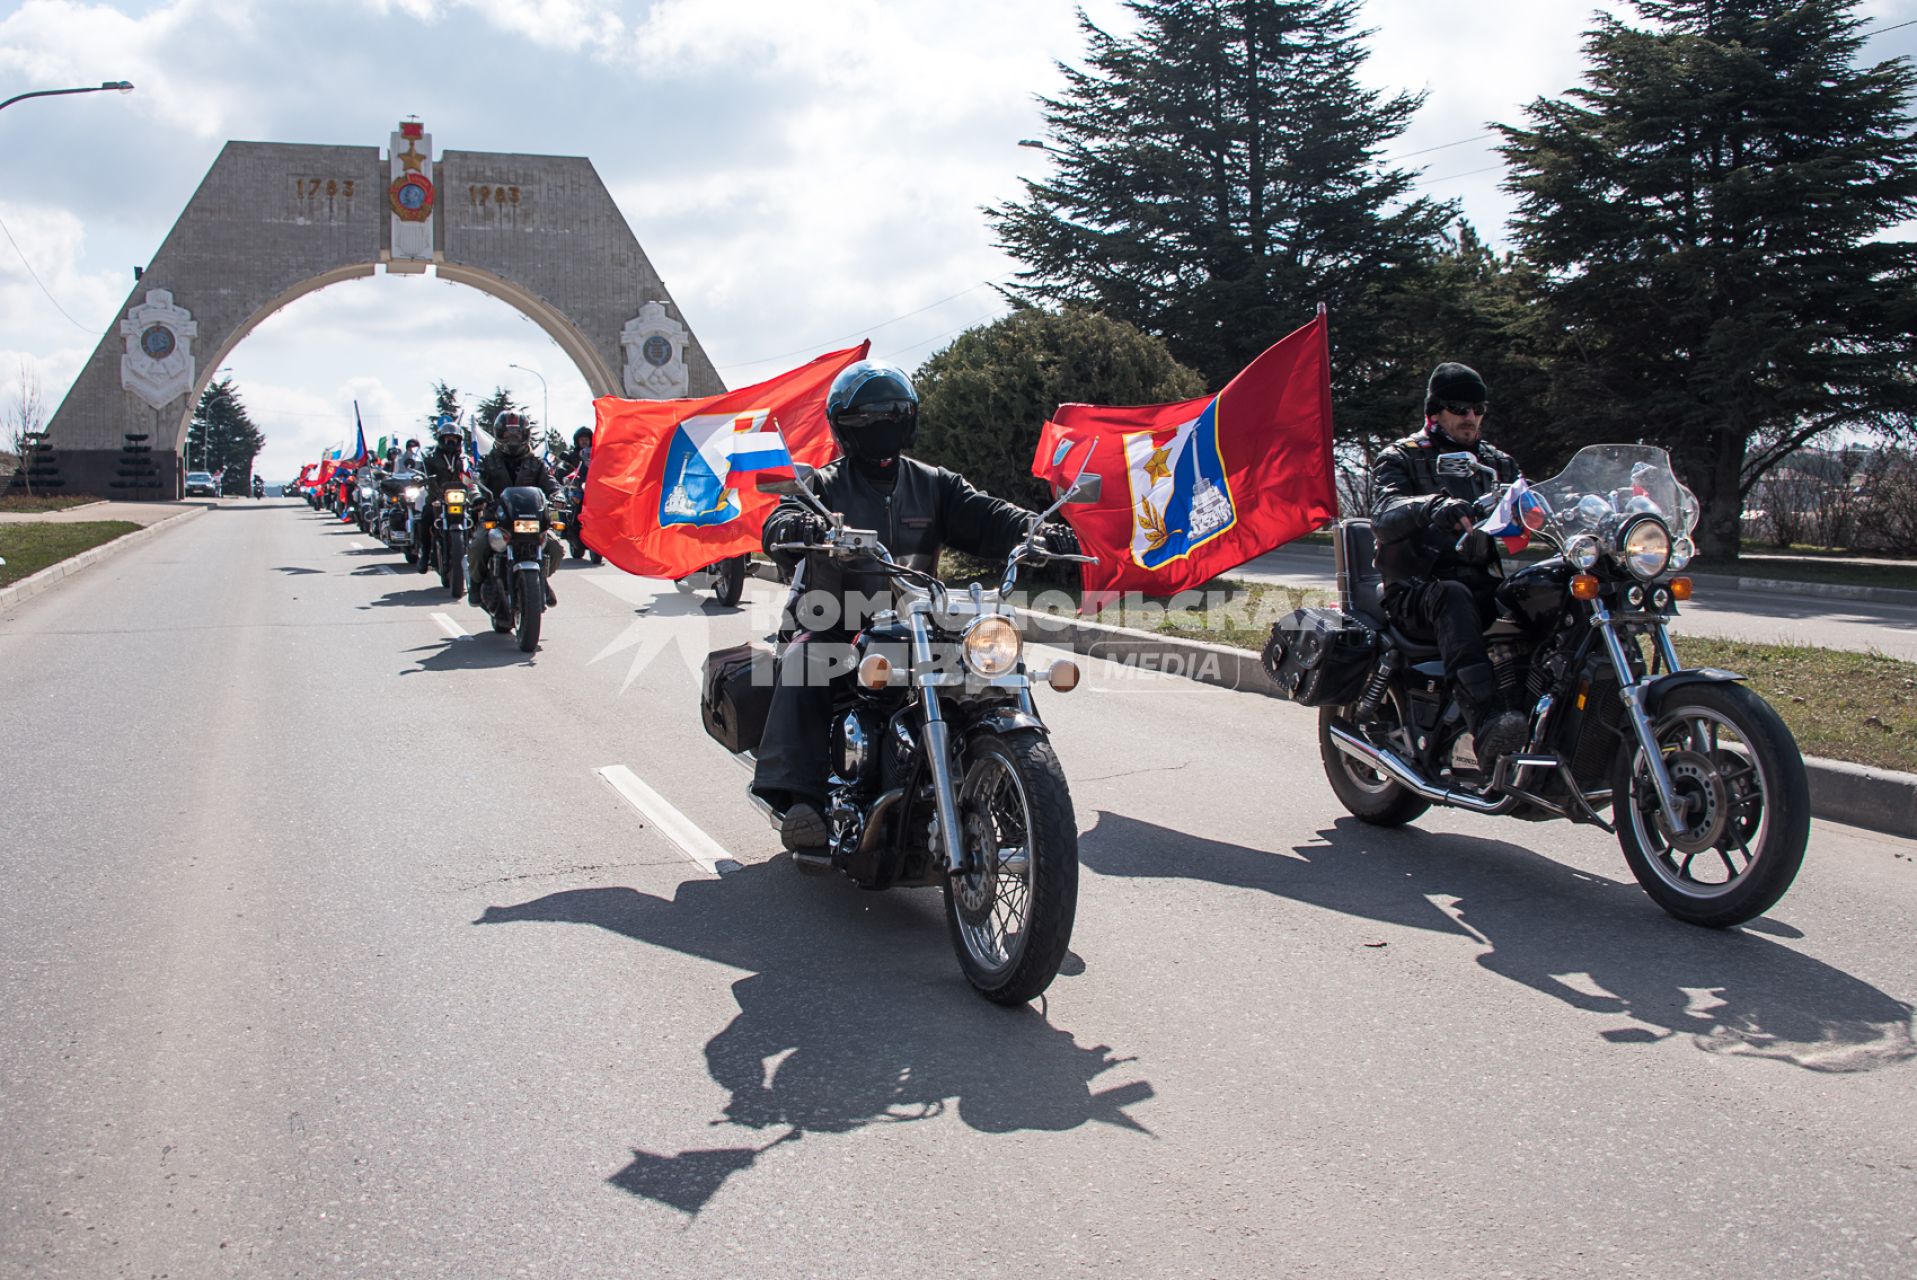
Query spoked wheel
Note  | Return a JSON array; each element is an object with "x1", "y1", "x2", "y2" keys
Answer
[
  {"x1": 942, "y1": 730, "x2": 1078, "y2": 1005},
  {"x1": 515, "y1": 573, "x2": 543, "y2": 653},
  {"x1": 1613, "y1": 683, "x2": 1809, "y2": 927},
  {"x1": 1317, "y1": 694, "x2": 1430, "y2": 827},
  {"x1": 712, "y1": 556, "x2": 746, "y2": 607}
]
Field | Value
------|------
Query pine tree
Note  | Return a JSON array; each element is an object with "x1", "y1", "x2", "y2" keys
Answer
[
  {"x1": 187, "y1": 377, "x2": 266, "y2": 495},
  {"x1": 472, "y1": 387, "x2": 532, "y2": 439},
  {"x1": 425, "y1": 381, "x2": 461, "y2": 433},
  {"x1": 1499, "y1": 0, "x2": 1917, "y2": 559},
  {"x1": 988, "y1": 0, "x2": 1454, "y2": 432}
]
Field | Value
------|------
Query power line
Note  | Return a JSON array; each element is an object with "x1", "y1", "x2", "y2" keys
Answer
[
  {"x1": 1384, "y1": 132, "x2": 1494, "y2": 162},
  {"x1": 0, "y1": 211, "x2": 94, "y2": 332},
  {"x1": 1863, "y1": 17, "x2": 1917, "y2": 37},
  {"x1": 716, "y1": 281, "x2": 997, "y2": 372},
  {"x1": 1410, "y1": 163, "x2": 1504, "y2": 188}
]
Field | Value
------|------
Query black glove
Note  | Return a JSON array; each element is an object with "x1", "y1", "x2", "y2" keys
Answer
[
  {"x1": 1427, "y1": 495, "x2": 1475, "y2": 536},
  {"x1": 1039, "y1": 521, "x2": 1081, "y2": 556},
  {"x1": 785, "y1": 512, "x2": 831, "y2": 546}
]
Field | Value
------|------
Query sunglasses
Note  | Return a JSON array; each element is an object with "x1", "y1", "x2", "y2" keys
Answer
[{"x1": 1438, "y1": 400, "x2": 1488, "y2": 417}]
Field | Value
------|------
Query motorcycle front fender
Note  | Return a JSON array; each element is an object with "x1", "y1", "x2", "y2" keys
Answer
[
  {"x1": 966, "y1": 706, "x2": 1048, "y2": 738},
  {"x1": 1642, "y1": 667, "x2": 1745, "y2": 714}
]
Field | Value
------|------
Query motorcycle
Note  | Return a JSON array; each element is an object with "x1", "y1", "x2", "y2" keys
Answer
[
  {"x1": 375, "y1": 470, "x2": 425, "y2": 563},
  {"x1": 428, "y1": 484, "x2": 472, "y2": 599},
  {"x1": 474, "y1": 484, "x2": 555, "y2": 653},
  {"x1": 251, "y1": 476, "x2": 265, "y2": 500},
  {"x1": 561, "y1": 465, "x2": 602, "y2": 564},
  {"x1": 353, "y1": 475, "x2": 381, "y2": 533},
  {"x1": 700, "y1": 464, "x2": 1101, "y2": 1004},
  {"x1": 1282, "y1": 442, "x2": 1808, "y2": 928},
  {"x1": 675, "y1": 555, "x2": 749, "y2": 607}
]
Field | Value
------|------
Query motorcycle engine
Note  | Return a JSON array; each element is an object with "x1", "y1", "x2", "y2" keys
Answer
[{"x1": 831, "y1": 710, "x2": 872, "y2": 789}]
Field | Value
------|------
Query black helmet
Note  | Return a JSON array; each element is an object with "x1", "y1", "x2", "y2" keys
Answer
[
  {"x1": 572, "y1": 426, "x2": 593, "y2": 448},
  {"x1": 435, "y1": 420, "x2": 462, "y2": 446},
  {"x1": 825, "y1": 360, "x2": 919, "y2": 463},
  {"x1": 495, "y1": 411, "x2": 531, "y2": 456}
]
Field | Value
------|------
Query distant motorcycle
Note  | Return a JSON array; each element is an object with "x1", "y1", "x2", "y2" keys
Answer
[
  {"x1": 561, "y1": 465, "x2": 601, "y2": 564},
  {"x1": 251, "y1": 476, "x2": 265, "y2": 500},
  {"x1": 375, "y1": 471, "x2": 424, "y2": 563},
  {"x1": 1287, "y1": 443, "x2": 1809, "y2": 927},
  {"x1": 701, "y1": 463, "x2": 1101, "y2": 1004},
  {"x1": 474, "y1": 484, "x2": 554, "y2": 653}
]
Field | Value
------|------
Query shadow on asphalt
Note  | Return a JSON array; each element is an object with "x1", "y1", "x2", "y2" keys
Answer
[
  {"x1": 476, "y1": 864, "x2": 1151, "y2": 1215},
  {"x1": 360, "y1": 585, "x2": 448, "y2": 610},
  {"x1": 1079, "y1": 811, "x2": 1915, "y2": 1075},
  {"x1": 401, "y1": 636, "x2": 535, "y2": 672},
  {"x1": 273, "y1": 566, "x2": 323, "y2": 575}
]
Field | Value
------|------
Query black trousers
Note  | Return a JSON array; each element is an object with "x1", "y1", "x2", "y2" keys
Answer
[
  {"x1": 749, "y1": 636, "x2": 858, "y2": 813},
  {"x1": 1383, "y1": 577, "x2": 1494, "y2": 675}
]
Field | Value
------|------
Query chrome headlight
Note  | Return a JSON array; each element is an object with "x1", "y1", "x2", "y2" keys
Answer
[
  {"x1": 961, "y1": 614, "x2": 1022, "y2": 677},
  {"x1": 404, "y1": 485, "x2": 423, "y2": 501},
  {"x1": 1565, "y1": 534, "x2": 1601, "y2": 570},
  {"x1": 1619, "y1": 516, "x2": 1671, "y2": 580},
  {"x1": 1669, "y1": 536, "x2": 1695, "y2": 571}
]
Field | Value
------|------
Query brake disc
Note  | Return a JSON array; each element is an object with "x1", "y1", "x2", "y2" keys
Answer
[
  {"x1": 1654, "y1": 749, "x2": 1731, "y2": 856},
  {"x1": 950, "y1": 805, "x2": 997, "y2": 926}
]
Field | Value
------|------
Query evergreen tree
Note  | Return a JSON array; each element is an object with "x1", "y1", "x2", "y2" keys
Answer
[
  {"x1": 988, "y1": 0, "x2": 1454, "y2": 433},
  {"x1": 472, "y1": 387, "x2": 533, "y2": 439},
  {"x1": 425, "y1": 381, "x2": 461, "y2": 433},
  {"x1": 187, "y1": 377, "x2": 266, "y2": 495},
  {"x1": 1499, "y1": 0, "x2": 1917, "y2": 559},
  {"x1": 914, "y1": 305, "x2": 1205, "y2": 514}
]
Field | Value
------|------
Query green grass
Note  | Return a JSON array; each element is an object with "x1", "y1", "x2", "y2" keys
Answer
[
  {"x1": 0, "y1": 493, "x2": 103, "y2": 513},
  {"x1": 0, "y1": 521, "x2": 141, "y2": 587},
  {"x1": 1672, "y1": 636, "x2": 1917, "y2": 774},
  {"x1": 1708, "y1": 557, "x2": 1917, "y2": 592}
]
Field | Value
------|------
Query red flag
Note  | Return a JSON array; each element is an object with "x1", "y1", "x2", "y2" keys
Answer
[
  {"x1": 583, "y1": 343, "x2": 868, "y2": 578},
  {"x1": 1032, "y1": 312, "x2": 1335, "y2": 600}
]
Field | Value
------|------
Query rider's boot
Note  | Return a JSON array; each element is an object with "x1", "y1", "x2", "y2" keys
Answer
[
  {"x1": 1456, "y1": 661, "x2": 1527, "y2": 776},
  {"x1": 779, "y1": 800, "x2": 830, "y2": 856},
  {"x1": 544, "y1": 578, "x2": 559, "y2": 609}
]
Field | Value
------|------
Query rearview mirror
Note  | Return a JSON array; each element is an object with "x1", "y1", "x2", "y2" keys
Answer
[
  {"x1": 756, "y1": 462, "x2": 815, "y2": 496},
  {"x1": 1065, "y1": 473, "x2": 1103, "y2": 505},
  {"x1": 1435, "y1": 451, "x2": 1486, "y2": 480}
]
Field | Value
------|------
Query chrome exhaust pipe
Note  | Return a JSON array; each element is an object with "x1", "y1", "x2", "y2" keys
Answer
[{"x1": 1326, "y1": 722, "x2": 1516, "y2": 815}]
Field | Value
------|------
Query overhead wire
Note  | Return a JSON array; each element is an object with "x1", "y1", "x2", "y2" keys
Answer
[
  {"x1": 0, "y1": 211, "x2": 94, "y2": 333},
  {"x1": 715, "y1": 281, "x2": 997, "y2": 373}
]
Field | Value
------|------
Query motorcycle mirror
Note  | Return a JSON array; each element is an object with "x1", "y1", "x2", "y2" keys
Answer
[
  {"x1": 1064, "y1": 473, "x2": 1103, "y2": 505},
  {"x1": 756, "y1": 461, "x2": 815, "y2": 497},
  {"x1": 1434, "y1": 451, "x2": 1481, "y2": 479}
]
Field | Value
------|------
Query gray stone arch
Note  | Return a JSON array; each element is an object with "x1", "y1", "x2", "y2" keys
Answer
[{"x1": 43, "y1": 131, "x2": 723, "y2": 497}]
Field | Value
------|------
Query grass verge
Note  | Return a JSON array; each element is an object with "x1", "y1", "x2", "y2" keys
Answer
[
  {"x1": 1672, "y1": 636, "x2": 1917, "y2": 775},
  {"x1": 0, "y1": 521, "x2": 142, "y2": 588},
  {"x1": 1709, "y1": 557, "x2": 1917, "y2": 593},
  {"x1": 0, "y1": 494, "x2": 103, "y2": 514}
]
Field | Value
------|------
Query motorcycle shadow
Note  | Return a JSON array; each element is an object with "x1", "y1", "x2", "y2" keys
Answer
[
  {"x1": 475, "y1": 861, "x2": 1153, "y2": 1215},
  {"x1": 401, "y1": 637, "x2": 535, "y2": 673},
  {"x1": 360, "y1": 586, "x2": 450, "y2": 610},
  {"x1": 1079, "y1": 811, "x2": 1915, "y2": 1075}
]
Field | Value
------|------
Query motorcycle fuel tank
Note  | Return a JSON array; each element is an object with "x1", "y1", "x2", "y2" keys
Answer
[{"x1": 1498, "y1": 558, "x2": 1570, "y2": 625}]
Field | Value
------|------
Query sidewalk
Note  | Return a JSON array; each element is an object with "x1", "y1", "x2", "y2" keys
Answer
[{"x1": 0, "y1": 499, "x2": 215, "y2": 526}]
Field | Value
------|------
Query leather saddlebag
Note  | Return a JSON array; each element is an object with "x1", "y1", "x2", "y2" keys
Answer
[
  {"x1": 1262, "y1": 607, "x2": 1377, "y2": 708},
  {"x1": 701, "y1": 641, "x2": 778, "y2": 754}
]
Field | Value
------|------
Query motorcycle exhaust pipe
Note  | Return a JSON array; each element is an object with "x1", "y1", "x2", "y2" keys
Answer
[{"x1": 1325, "y1": 722, "x2": 1515, "y2": 815}]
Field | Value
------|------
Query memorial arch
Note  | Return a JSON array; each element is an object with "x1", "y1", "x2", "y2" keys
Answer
[{"x1": 41, "y1": 123, "x2": 723, "y2": 498}]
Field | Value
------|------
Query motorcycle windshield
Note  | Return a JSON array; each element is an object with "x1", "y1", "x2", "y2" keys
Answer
[{"x1": 1529, "y1": 444, "x2": 1699, "y2": 545}]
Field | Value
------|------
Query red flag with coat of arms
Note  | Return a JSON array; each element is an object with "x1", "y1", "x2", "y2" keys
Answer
[
  {"x1": 1031, "y1": 311, "x2": 1337, "y2": 600},
  {"x1": 582, "y1": 343, "x2": 868, "y2": 579}
]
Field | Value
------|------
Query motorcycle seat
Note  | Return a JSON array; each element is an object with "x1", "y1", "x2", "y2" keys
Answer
[{"x1": 1336, "y1": 520, "x2": 1442, "y2": 661}]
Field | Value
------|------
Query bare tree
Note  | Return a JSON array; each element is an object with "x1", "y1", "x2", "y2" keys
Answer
[{"x1": 4, "y1": 358, "x2": 46, "y2": 495}]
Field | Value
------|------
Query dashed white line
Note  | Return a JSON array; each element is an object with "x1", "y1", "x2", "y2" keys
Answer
[
  {"x1": 348, "y1": 540, "x2": 366, "y2": 549},
  {"x1": 431, "y1": 611, "x2": 467, "y2": 638},
  {"x1": 596, "y1": 764, "x2": 743, "y2": 877},
  {"x1": 375, "y1": 564, "x2": 396, "y2": 575}
]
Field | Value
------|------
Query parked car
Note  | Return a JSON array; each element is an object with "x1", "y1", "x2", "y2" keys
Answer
[{"x1": 184, "y1": 471, "x2": 219, "y2": 497}]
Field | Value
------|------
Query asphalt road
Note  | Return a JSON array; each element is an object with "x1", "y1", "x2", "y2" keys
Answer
[
  {"x1": 3, "y1": 502, "x2": 1914, "y2": 1279},
  {"x1": 1236, "y1": 545, "x2": 1917, "y2": 661}
]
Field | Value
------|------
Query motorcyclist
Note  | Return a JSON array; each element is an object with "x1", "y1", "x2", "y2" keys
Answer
[
  {"x1": 251, "y1": 475, "x2": 264, "y2": 499},
  {"x1": 417, "y1": 422, "x2": 470, "y2": 561},
  {"x1": 399, "y1": 437, "x2": 425, "y2": 472},
  {"x1": 1371, "y1": 362, "x2": 1528, "y2": 772},
  {"x1": 750, "y1": 359, "x2": 1079, "y2": 851},
  {"x1": 467, "y1": 410, "x2": 562, "y2": 609},
  {"x1": 559, "y1": 426, "x2": 593, "y2": 478}
]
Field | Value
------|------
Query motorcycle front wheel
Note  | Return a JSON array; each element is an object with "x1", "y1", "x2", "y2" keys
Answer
[
  {"x1": 516, "y1": 573, "x2": 543, "y2": 653},
  {"x1": 943, "y1": 730, "x2": 1078, "y2": 1005},
  {"x1": 712, "y1": 556, "x2": 745, "y2": 607},
  {"x1": 1612, "y1": 682, "x2": 1809, "y2": 927},
  {"x1": 1317, "y1": 700, "x2": 1430, "y2": 827}
]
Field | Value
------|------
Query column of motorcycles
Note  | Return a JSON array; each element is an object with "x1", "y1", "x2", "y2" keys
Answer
[{"x1": 295, "y1": 441, "x2": 1814, "y2": 1005}]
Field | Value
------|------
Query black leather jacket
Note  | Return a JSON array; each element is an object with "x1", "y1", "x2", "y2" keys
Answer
[
  {"x1": 423, "y1": 446, "x2": 467, "y2": 495},
  {"x1": 477, "y1": 448, "x2": 562, "y2": 503},
  {"x1": 763, "y1": 457, "x2": 1036, "y2": 630},
  {"x1": 1370, "y1": 428, "x2": 1521, "y2": 590}
]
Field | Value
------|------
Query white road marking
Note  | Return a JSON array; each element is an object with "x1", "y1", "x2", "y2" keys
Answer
[
  {"x1": 375, "y1": 564, "x2": 396, "y2": 575},
  {"x1": 431, "y1": 612, "x2": 467, "y2": 638},
  {"x1": 595, "y1": 764, "x2": 743, "y2": 877},
  {"x1": 348, "y1": 540, "x2": 366, "y2": 549}
]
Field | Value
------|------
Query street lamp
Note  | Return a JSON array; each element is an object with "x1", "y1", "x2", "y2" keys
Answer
[
  {"x1": 506, "y1": 362, "x2": 549, "y2": 441},
  {"x1": 0, "y1": 81, "x2": 135, "y2": 114},
  {"x1": 1017, "y1": 138, "x2": 1057, "y2": 152}
]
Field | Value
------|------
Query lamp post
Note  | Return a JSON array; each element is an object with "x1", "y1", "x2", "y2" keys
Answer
[
  {"x1": 0, "y1": 81, "x2": 134, "y2": 114},
  {"x1": 507, "y1": 362, "x2": 549, "y2": 442}
]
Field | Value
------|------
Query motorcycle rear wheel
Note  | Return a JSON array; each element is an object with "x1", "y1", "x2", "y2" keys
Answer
[
  {"x1": 1613, "y1": 682, "x2": 1809, "y2": 927},
  {"x1": 942, "y1": 730, "x2": 1078, "y2": 1005},
  {"x1": 403, "y1": 542, "x2": 419, "y2": 566},
  {"x1": 1317, "y1": 701, "x2": 1430, "y2": 827},
  {"x1": 516, "y1": 573, "x2": 543, "y2": 653},
  {"x1": 713, "y1": 556, "x2": 745, "y2": 607}
]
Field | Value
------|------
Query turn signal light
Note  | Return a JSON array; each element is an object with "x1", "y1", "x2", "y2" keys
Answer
[
  {"x1": 1042, "y1": 660, "x2": 1081, "y2": 692},
  {"x1": 1570, "y1": 574, "x2": 1600, "y2": 601},
  {"x1": 856, "y1": 653, "x2": 893, "y2": 691},
  {"x1": 1670, "y1": 576, "x2": 1693, "y2": 601}
]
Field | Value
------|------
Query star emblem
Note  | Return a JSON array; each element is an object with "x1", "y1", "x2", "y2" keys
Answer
[
  {"x1": 1142, "y1": 444, "x2": 1173, "y2": 485},
  {"x1": 398, "y1": 140, "x2": 427, "y2": 173}
]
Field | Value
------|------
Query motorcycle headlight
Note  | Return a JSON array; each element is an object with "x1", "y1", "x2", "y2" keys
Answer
[
  {"x1": 1565, "y1": 534, "x2": 1601, "y2": 570},
  {"x1": 1669, "y1": 536, "x2": 1695, "y2": 571},
  {"x1": 1619, "y1": 516, "x2": 1671, "y2": 580},
  {"x1": 358, "y1": 486, "x2": 373, "y2": 497},
  {"x1": 443, "y1": 489, "x2": 466, "y2": 505},
  {"x1": 405, "y1": 486, "x2": 422, "y2": 501},
  {"x1": 512, "y1": 518, "x2": 541, "y2": 534},
  {"x1": 961, "y1": 614, "x2": 1022, "y2": 678}
]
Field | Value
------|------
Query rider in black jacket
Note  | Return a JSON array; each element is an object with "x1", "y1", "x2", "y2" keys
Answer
[
  {"x1": 1370, "y1": 362, "x2": 1528, "y2": 771},
  {"x1": 751, "y1": 360, "x2": 1077, "y2": 851},
  {"x1": 467, "y1": 411, "x2": 562, "y2": 608}
]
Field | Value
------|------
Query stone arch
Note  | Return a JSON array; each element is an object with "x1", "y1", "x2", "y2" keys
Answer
[{"x1": 43, "y1": 128, "x2": 721, "y2": 498}]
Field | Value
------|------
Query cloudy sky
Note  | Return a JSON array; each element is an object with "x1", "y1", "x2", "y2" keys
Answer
[{"x1": 3, "y1": 0, "x2": 1914, "y2": 481}]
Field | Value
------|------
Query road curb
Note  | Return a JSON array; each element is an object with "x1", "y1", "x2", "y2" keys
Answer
[
  {"x1": 745, "y1": 558, "x2": 1917, "y2": 837},
  {"x1": 0, "y1": 505, "x2": 209, "y2": 614}
]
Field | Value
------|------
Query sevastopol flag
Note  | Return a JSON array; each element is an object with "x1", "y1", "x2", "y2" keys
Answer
[
  {"x1": 1031, "y1": 310, "x2": 1337, "y2": 601},
  {"x1": 583, "y1": 343, "x2": 867, "y2": 579}
]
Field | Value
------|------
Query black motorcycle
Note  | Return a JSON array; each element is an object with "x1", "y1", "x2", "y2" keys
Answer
[
  {"x1": 1277, "y1": 443, "x2": 1808, "y2": 928},
  {"x1": 700, "y1": 464, "x2": 1101, "y2": 1004},
  {"x1": 474, "y1": 485, "x2": 553, "y2": 653},
  {"x1": 375, "y1": 471, "x2": 424, "y2": 563},
  {"x1": 675, "y1": 555, "x2": 748, "y2": 607}
]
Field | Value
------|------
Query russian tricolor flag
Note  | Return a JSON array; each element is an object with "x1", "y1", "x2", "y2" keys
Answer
[{"x1": 723, "y1": 410, "x2": 796, "y2": 485}]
